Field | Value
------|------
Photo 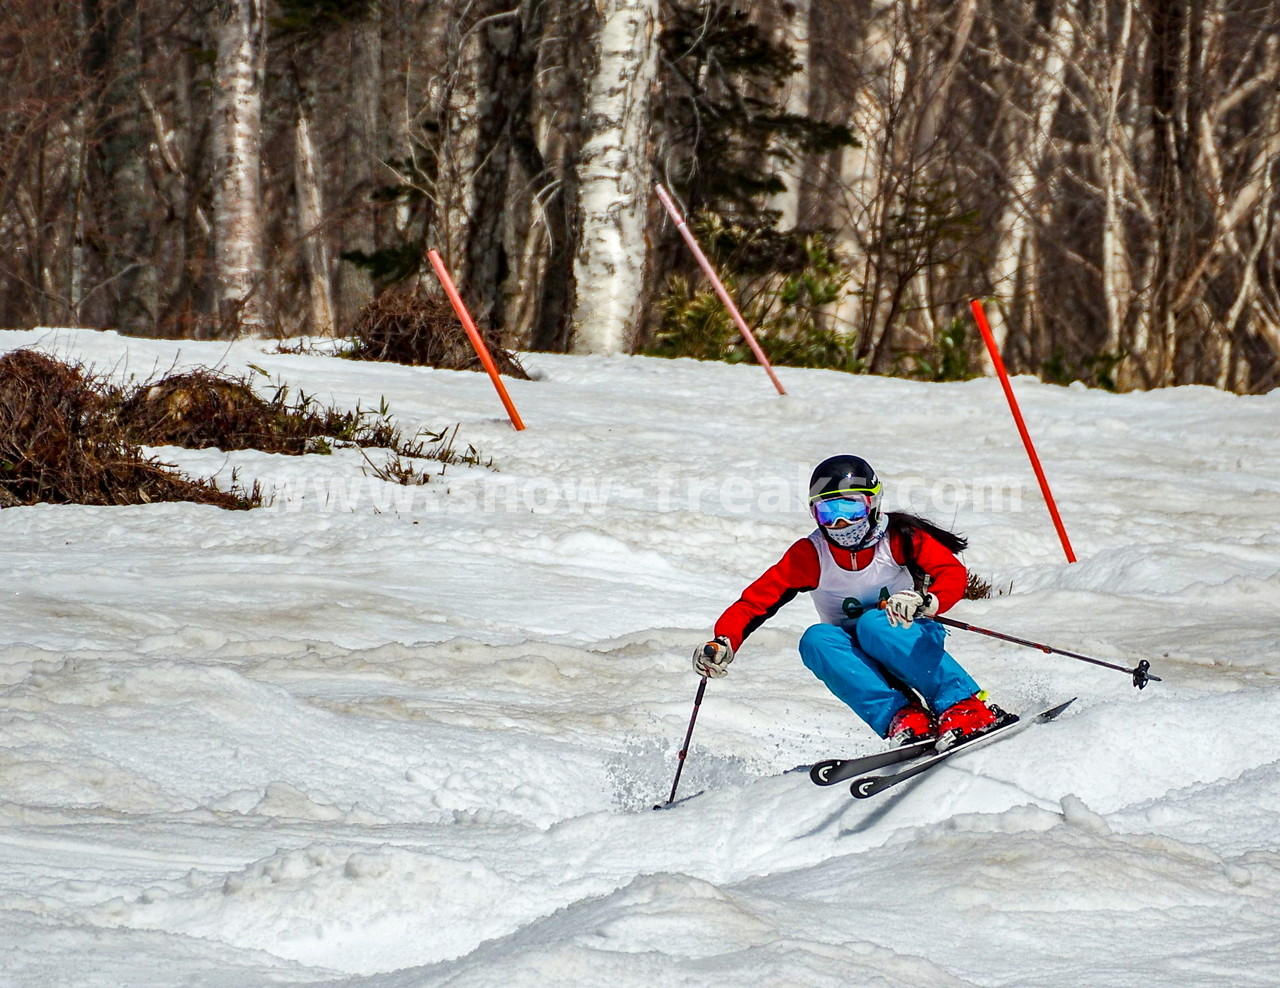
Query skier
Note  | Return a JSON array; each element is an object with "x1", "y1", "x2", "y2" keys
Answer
[{"x1": 693, "y1": 455, "x2": 1000, "y2": 746}]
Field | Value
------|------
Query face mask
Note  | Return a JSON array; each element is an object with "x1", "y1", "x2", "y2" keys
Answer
[
  {"x1": 822, "y1": 514, "x2": 871, "y2": 548},
  {"x1": 812, "y1": 493, "x2": 874, "y2": 549}
]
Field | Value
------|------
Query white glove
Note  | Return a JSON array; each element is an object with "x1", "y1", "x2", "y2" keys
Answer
[
  {"x1": 692, "y1": 637, "x2": 734, "y2": 678},
  {"x1": 884, "y1": 591, "x2": 938, "y2": 628}
]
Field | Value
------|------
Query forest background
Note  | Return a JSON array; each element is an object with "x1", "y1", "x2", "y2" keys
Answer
[{"x1": 2, "y1": 0, "x2": 1277, "y2": 393}]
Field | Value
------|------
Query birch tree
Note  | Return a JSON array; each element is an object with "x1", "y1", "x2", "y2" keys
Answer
[
  {"x1": 804, "y1": 0, "x2": 894, "y2": 343},
  {"x1": 211, "y1": 0, "x2": 269, "y2": 334},
  {"x1": 339, "y1": 8, "x2": 382, "y2": 325},
  {"x1": 570, "y1": 0, "x2": 660, "y2": 355},
  {"x1": 293, "y1": 91, "x2": 335, "y2": 335},
  {"x1": 756, "y1": 0, "x2": 810, "y2": 230},
  {"x1": 1163, "y1": 0, "x2": 1280, "y2": 388},
  {"x1": 1092, "y1": 0, "x2": 1142, "y2": 384},
  {"x1": 978, "y1": 2, "x2": 1077, "y2": 362},
  {"x1": 843, "y1": 1, "x2": 976, "y2": 372},
  {"x1": 432, "y1": 3, "x2": 483, "y2": 276}
]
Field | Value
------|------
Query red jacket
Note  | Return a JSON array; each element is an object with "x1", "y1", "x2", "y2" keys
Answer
[{"x1": 713, "y1": 528, "x2": 967, "y2": 651}]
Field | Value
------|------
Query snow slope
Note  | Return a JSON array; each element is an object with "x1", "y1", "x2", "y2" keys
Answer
[{"x1": 1, "y1": 327, "x2": 1278, "y2": 987}]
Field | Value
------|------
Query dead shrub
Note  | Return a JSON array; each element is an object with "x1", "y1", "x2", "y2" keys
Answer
[
  {"x1": 1, "y1": 350, "x2": 492, "y2": 511},
  {"x1": 0, "y1": 351, "x2": 255, "y2": 509},
  {"x1": 962, "y1": 573, "x2": 1015, "y2": 599},
  {"x1": 115, "y1": 367, "x2": 430, "y2": 455},
  {"x1": 117, "y1": 371, "x2": 296, "y2": 451},
  {"x1": 348, "y1": 288, "x2": 530, "y2": 379},
  {"x1": 964, "y1": 572, "x2": 994, "y2": 599}
]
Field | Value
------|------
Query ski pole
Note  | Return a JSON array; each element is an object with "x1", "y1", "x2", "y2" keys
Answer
[
  {"x1": 655, "y1": 673, "x2": 709, "y2": 809},
  {"x1": 932, "y1": 615, "x2": 1161, "y2": 689}
]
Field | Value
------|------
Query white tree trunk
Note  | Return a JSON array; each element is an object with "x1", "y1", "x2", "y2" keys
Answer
[
  {"x1": 66, "y1": 105, "x2": 88, "y2": 323},
  {"x1": 1100, "y1": 1, "x2": 1140, "y2": 383},
  {"x1": 570, "y1": 0, "x2": 660, "y2": 355},
  {"x1": 434, "y1": 7, "x2": 481, "y2": 274},
  {"x1": 912, "y1": 0, "x2": 976, "y2": 157},
  {"x1": 904, "y1": 0, "x2": 975, "y2": 354},
  {"x1": 340, "y1": 12, "x2": 381, "y2": 322},
  {"x1": 212, "y1": 0, "x2": 268, "y2": 334},
  {"x1": 768, "y1": 0, "x2": 810, "y2": 230},
  {"x1": 1219, "y1": 220, "x2": 1267, "y2": 389},
  {"x1": 831, "y1": 0, "x2": 899, "y2": 340},
  {"x1": 294, "y1": 101, "x2": 335, "y2": 336},
  {"x1": 983, "y1": 7, "x2": 1075, "y2": 359}
]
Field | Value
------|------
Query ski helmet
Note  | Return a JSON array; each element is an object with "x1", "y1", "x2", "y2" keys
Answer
[{"x1": 808, "y1": 455, "x2": 884, "y2": 550}]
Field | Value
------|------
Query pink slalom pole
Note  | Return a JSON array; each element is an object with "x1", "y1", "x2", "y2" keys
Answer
[
  {"x1": 970, "y1": 298, "x2": 1076, "y2": 563},
  {"x1": 653, "y1": 183, "x2": 786, "y2": 396},
  {"x1": 428, "y1": 250, "x2": 526, "y2": 432}
]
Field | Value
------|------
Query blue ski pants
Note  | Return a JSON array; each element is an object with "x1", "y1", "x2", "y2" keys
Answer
[{"x1": 798, "y1": 609, "x2": 980, "y2": 738}]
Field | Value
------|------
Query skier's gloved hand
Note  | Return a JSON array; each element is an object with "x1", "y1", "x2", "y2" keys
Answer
[
  {"x1": 692, "y1": 637, "x2": 734, "y2": 678},
  {"x1": 883, "y1": 590, "x2": 938, "y2": 628}
]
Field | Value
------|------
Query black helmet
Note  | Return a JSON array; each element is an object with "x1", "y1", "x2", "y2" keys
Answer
[
  {"x1": 808, "y1": 455, "x2": 884, "y2": 549},
  {"x1": 809, "y1": 455, "x2": 879, "y2": 500}
]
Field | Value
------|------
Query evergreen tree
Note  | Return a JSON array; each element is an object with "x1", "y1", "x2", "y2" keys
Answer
[{"x1": 647, "y1": 1, "x2": 857, "y2": 353}]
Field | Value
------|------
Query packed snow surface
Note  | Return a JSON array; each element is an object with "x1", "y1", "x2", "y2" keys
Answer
[{"x1": 2, "y1": 328, "x2": 1279, "y2": 987}]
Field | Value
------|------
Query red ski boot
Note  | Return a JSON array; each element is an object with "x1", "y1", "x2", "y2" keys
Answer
[
  {"x1": 886, "y1": 703, "x2": 935, "y2": 745},
  {"x1": 935, "y1": 695, "x2": 998, "y2": 745}
]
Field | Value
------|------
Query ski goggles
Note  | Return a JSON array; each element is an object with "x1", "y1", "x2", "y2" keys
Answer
[{"x1": 811, "y1": 492, "x2": 873, "y2": 528}]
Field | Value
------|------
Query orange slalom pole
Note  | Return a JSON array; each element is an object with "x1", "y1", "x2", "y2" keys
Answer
[
  {"x1": 428, "y1": 249, "x2": 526, "y2": 432},
  {"x1": 969, "y1": 298, "x2": 1076, "y2": 563},
  {"x1": 654, "y1": 183, "x2": 786, "y2": 396}
]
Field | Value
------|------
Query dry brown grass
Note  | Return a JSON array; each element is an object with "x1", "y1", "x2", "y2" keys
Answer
[
  {"x1": 962, "y1": 572, "x2": 1015, "y2": 599},
  {"x1": 117, "y1": 371, "x2": 299, "y2": 452},
  {"x1": 348, "y1": 288, "x2": 530, "y2": 379},
  {"x1": 964, "y1": 572, "x2": 994, "y2": 599},
  {"x1": 0, "y1": 351, "x2": 254, "y2": 509},
  {"x1": 113, "y1": 368, "x2": 403, "y2": 455},
  {"x1": 0, "y1": 350, "x2": 491, "y2": 511}
]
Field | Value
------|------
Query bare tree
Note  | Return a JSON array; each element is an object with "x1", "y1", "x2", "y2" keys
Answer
[
  {"x1": 972, "y1": 1, "x2": 1076, "y2": 365},
  {"x1": 3, "y1": 0, "x2": 1278, "y2": 389},
  {"x1": 211, "y1": 0, "x2": 269, "y2": 333},
  {"x1": 570, "y1": 0, "x2": 661, "y2": 354},
  {"x1": 292, "y1": 87, "x2": 335, "y2": 335},
  {"x1": 462, "y1": 0, "x2": 528, "y2": 335},
  {"x1": 337, "y1": 6, "x2": 381, "y2": 327},
  {"x1": 83, "y1": 0, "x2": 161, "y2": 334},
  {"x1": 510, "y1": 0, "x2": 594, "y2": 352}
]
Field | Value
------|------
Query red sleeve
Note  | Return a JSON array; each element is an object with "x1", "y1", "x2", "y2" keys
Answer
[
  {"x1": 891, "y1": 528, "x2": 968, "y2": 613},
  {"x1": 713, "y1": 538, "x2": 820, "y2": 651}
]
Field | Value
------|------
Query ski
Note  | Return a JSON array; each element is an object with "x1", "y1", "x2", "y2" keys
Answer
[
  {"x1": 809, "y1": 735, "x2": 937, "y2": 786},
  {"x1": 849, "y1": 698, "x2": 1076, "y2": 799}
]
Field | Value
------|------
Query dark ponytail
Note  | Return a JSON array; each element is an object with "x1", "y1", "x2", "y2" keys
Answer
[{"x1": 887, "y1": 511, "x2": 967, "y2": 585}]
